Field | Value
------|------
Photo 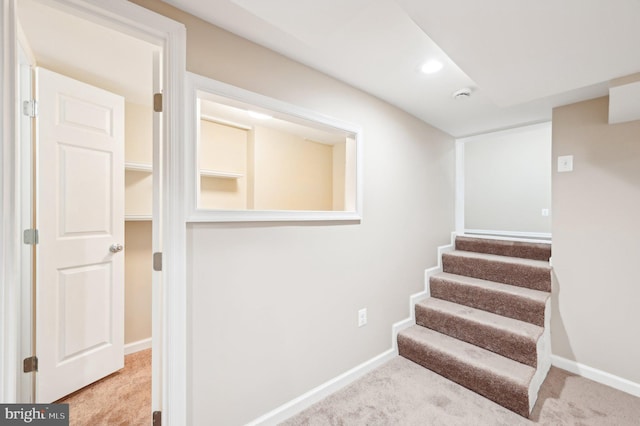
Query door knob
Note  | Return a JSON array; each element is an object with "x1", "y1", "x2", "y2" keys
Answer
[{"x1": 110, "y1": 243, "x2": 124, "y2": 253}]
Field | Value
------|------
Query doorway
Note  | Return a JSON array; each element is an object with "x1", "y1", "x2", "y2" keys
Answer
[
  {"x1": 455, "y1": 122, "x2": 552, "y2": 241},
  {"x1": 18, "y1": 0, "x2": 157, "y2": 410},
  {"x1": 3, "y1": 0, "x2": 187, "y2": 421}
]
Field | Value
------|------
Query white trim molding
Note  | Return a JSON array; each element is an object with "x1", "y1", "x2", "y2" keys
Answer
[
  {"x1": 185, "y1": 71, "x2": 364, "y2": 223},
  {"x1": 454, "y1": 140, "x2": 464, "y2": 234},
  {"x1": 464, "y1": 229, "x2": 552, "y2": 243},
  {"x1": 1, "y1": 0, "x2": 20, "y2": 404},
  {"x1": 551, "y1": 355, "x2": 640, "y2": 398}
]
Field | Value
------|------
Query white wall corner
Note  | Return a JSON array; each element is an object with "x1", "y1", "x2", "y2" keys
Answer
[
  {"x1": 551, "y1": 355, "x2": 640, "y2": 398},
  {"x1": 454, "y1": 140, "x2": 465, "y2": 234},
  {"x1": 609, "y1": 81, "x2": 640, "y2": 124}
]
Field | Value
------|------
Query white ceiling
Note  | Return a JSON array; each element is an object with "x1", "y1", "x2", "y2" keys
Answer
[
  {"x1": 163, "y1": 0, "x2": 640, "y2": 137},
  {"x1": 17, "y1": 0, "x2": 640, "y2": 137}
]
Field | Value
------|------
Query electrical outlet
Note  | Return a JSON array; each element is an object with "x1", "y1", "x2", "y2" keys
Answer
[
  {"x1": 541, "y1": 208, "x2": 549, "y2": 217},
  {"x1": 557, "y1": 155, "x2": 573, "y2": 172},
  {"x1": 358, "y1": 308, "x2": 367, "y2": 327}
]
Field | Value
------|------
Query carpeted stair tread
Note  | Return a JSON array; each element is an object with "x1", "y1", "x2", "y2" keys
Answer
[
  {"x1": 456, "y1": 236, "x2": 551, "y2": 261},
  {"x1": 416, "y1": 298, "x2": 542, "y2": 367},
  {"x1": 430, "y1": 272, "x2": 549, "y2": 326},
  {"x1": 398, "y1": 325, "x2": 534, "y2": 417},
  {"x1": 442, "y1": 250, "x2": 551, "y2": 292}
]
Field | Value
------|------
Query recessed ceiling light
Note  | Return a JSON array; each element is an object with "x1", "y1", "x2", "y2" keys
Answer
[
  {"x1": 421, "y1": 60, "x2": 444, "y2": 74},
  {"x1": 248, "y1": 110, "x2": 272, "y2": 120}
]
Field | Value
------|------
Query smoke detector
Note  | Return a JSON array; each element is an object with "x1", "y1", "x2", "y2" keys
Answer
[{"x1": 452, "y1": 88, "x2": 472, "y2": 100}]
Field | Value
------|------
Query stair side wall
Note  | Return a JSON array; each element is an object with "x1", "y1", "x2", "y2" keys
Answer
[{"x1": 528, "y1": 297, "x2": 552, "y2": 414}]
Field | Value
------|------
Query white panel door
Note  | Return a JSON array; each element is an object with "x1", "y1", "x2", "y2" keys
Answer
[{"x1": 35, "y1": 67, "x2": 125, "y2": 403}]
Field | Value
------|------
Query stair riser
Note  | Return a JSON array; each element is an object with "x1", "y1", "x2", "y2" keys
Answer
[
  {"x1": 430, "y1": 277, "x2": 546, "y2": 327},
  {"x1": 398, "y1": 333, "x2": 530, "y2": 417},
  {"x1": 415, "y1": 304, "x2": 538, "y2": 367},
  {"x1": 455, "y1": 237, "x2": 551, "y2": 261},
  {"x1": 442, "y1": 255, "x2": 551, "y2": 292}
]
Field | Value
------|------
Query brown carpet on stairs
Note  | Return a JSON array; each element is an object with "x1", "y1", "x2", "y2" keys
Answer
[
  {"x1": 56, "y1": 349, "x2": 151, "y2": 426},
  {"x1": 442, "y1": 251, "x2": 552, "y2": 292},
  {"x1": 281, "y1": 356, "x2": 640, "y2": 426},
  {"x1": 415, "y1": 298, "x2": 542, "y2": 367},
  {"x1": 455, "y1": 236, "x2": 552, "y2": 261},
  {"x1": 398, "y1": 326, "x2": 534, "y2": 417},
  {"x1": 430, "y1": 272, "x2": 548, "y2": 327},
  {"x1": 397, "y1": 236, "x2": 553, "y2": 417}
]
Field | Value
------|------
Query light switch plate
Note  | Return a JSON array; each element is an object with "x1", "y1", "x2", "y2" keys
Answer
[
  {"x1": 358, "y1": 308, "x2": 367, "y2": 327},
  {"x1": 557, "y1": 155, "x2": 573, "y2": 172}
]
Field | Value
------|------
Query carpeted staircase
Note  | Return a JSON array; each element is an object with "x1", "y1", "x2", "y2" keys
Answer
[{"x1": 397, "y1": 235, "x2": 552, "y2": 417}]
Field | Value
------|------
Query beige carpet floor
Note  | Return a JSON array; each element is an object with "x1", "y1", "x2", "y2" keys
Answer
[
  {"x1": 56, "y1": 349, "x2": 151, "y2": 426},
  {"x1": 282, "y1": 356, "x2": 640, "y2": 425}
]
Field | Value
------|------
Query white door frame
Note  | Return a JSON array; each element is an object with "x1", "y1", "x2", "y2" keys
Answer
[
  {"x1": 17, "y1": 31, "x2": 36, "y2": 404},
  {"x1": 1, "y1": 0, "x2": 187, "y2": 424}
]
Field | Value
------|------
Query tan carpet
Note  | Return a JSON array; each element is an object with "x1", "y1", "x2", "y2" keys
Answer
[
  {"x1": 56, "y1": 349, "x2": 151, "y2": 426},
  {"x1": 282, "y1": 357, "x2": 640, "y2": 425}
]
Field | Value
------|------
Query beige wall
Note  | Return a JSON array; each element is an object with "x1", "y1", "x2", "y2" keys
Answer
[
  {"x1": 124, "y1": 102, "x2": 152, "y2": 164},
  {"x1": 199, "y1": 121, "x2": 338, "y2": 211},
  {"x1": 124, "y1": 101, "x2": 153, "y2": 344},
  {"x1": 253, "y1": 126, "x2": 333, "y2": 210},
  {"x1": 464, "y1": 123, "x2": 551, "y2": 233},
  {"x1": 552, "y1": 96, "x2": 640, "y2": 383},
  {"x1": 132, "y1": 1, "x2": 455, "y2": 424},
  {"x1": 124, "y1": 102, "x2": 153, "y2": 217},
  {"x1": 124, "y1": 221, "x2": 152, "y2": 344},
  {"x1": 199, "y1": 120, "x2": 248, "y2": 209}
]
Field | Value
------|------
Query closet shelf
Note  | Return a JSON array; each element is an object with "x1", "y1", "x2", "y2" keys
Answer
[
  {"x1": 200, "y1": 169, "x2": 244, "y2": 179},
  {"x1": 125, "y1": 162, "x2": 152, "y2": 172}
]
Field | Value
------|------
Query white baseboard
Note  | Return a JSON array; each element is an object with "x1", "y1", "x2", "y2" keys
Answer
[
  {"x1": 124, "y1": 337, "x2": 152, "y2": 355},
  {"x1": 246, "y1": 349, "x2": 396, "y2": 425},
  {"x1": 463, "y1": 229, "x2": 552, "y2": 243},
  {"x1": 551, "y1": 355, "x2": 640, "y2": 398}
]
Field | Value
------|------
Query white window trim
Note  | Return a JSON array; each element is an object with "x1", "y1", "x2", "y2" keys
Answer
[{"x1": 185, "y1": 71, "x2": 364, "y2": 222}]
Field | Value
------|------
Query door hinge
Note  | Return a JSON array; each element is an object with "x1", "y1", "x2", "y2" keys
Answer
[
  {"x1": 152, "y1": 411, "x2": 161, "y2": 426},
  {"x1": 153, "y1": 252, "x2": 162, "y2": 271},
  {"x1": 23, "y1": 356, "x2": 38, "y2": 373},
  {"x1": 23, "y1": 228, "x2": 39, "y2": 245},
  {"x1": 153, "y1": 93, "x2": 163, "y2": 112},
  {"x1": 23, "y1": 99, "x2": 38, "y2": 117}
]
